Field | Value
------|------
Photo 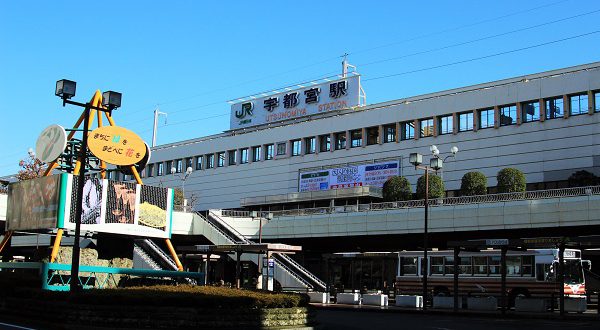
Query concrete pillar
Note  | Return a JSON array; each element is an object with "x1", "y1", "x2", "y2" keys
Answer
[
  {"x1": 378, "y1": 125, "x2": 384, "y2": 145},
  {"x1": 516, "y1": 102, "x2": 522, "y2": 125},
  {"x1": 361, "y1": 127, "x2": 367, "y2": 147},
  {"x1": 414, "y1": 119, "x2": 419, "y2": 140},
  {"x1": 563, "y1": 95, "x2": 570, "y2": 119},
  {"x1": 588, "y1": 90, "x2": 595, "y2": 115},
  {"x1": 494, "y1": 106, "x2": 500, "y2": 129},
  {"x1": 345, "y1": 130, "x2": 350, "y2": 150},
  {"x1": 432, "y1": 116, "x2": 438, "y2": 137},
  {"x1": 452, "y1": 113, "x2": 458, "y2": 135},
  {"x1": 330, "y1": 133, "x2": 335, "y2": 152},
  {"x1": 473, "y1": 110, "x2": 479, "y2": 132},
  {"x1": 395, "y1": 122, "x2": 400, "y2": 143},
  {"x1": 539, "y1": 98, "x2": 546, "y2": 122}
]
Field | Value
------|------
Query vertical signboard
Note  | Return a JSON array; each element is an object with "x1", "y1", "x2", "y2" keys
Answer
[{"x1": 6, "y1": 175, "x2": 62, "y2": 230}]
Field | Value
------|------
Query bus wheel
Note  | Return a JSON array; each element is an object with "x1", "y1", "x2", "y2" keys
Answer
[{"x1": 508, "y1": 289, "x2": 530, "y2": 307}]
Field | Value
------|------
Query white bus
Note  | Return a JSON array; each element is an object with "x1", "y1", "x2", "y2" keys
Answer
[{"x1": 396, "y1": 249, "x2": 590, "y2": 304}]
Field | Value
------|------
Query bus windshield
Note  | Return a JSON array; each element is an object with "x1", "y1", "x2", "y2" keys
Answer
[{"x1": 564, "y1": 260, "x2": 584, "y2": 285}]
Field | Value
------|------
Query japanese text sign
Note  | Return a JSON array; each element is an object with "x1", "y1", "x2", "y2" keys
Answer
[{"x1": 88, "y1": 125, "x2": 147, "y2": 166}]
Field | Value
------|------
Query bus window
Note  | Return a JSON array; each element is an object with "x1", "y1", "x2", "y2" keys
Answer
[
  {"x1": 506, "y1": 256, "x2": 520, "y2": 275},
  {"x1": 431, "y1": 257, "x2": 444, "y2": 275},
  {"x1": 564, "y1": 259, "x2": 583, "y2": 285},
  {"x1": 489, "y1": 256, "x2": 501, "y2": 275},
  {"x1": 474, "y1": 257, "x2": 487, "y2": 275},
  {"x1": 444, "y1": 257, "x2": 454, "y2": 275},
  {"x1": 400, "y1": 257, "x2": 418, "y2": 275},
  {"x1": 459, "y1": 257, "x2": 472, "y2": 275},
  {"x1": 536, "y1": 263, "x2": 553, "y2": 281},
  {"x1": 522, "y1": 256, "x2": 533, "y2": 276}
]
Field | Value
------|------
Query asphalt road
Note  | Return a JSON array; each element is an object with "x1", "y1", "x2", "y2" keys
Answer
[{"x1": 314, "y1": 310, "x2": 600, "y2": 330}]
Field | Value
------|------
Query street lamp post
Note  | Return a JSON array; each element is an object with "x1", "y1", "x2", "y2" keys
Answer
[
  {"x1": 55, "y1": 79, "x2": 122, "y2": 293},
  {"x1": 409, "y1": 152, "x2": 443, "y2": 310},
  {"x1": 171, "y1": 166, "x2": 193, "y2": 212},
  {"x1": 429, "y1": 145, "x2": 458, "y2": 181}
]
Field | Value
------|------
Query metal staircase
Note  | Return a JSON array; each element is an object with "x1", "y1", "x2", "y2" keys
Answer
[
  {"x1": 133, "y1": 239, "x2": 197, "y2": 285},
  {"x1": 194, "y1": 210, "x2": 326, "y2": 291}
]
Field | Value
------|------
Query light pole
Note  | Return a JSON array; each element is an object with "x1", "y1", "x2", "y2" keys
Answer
[
  {"x1": 55, "y1": 79, "x2": 122, "y2": 292},
  {"x1": 429, "y1": 145, "x2": 458, "y2": 181},
  {"x1": 409, "y1": 152, "x2": 443, "y2": 310},
  {"x1": 171, "y1": 166, "x2": 193, "y2": 212}
]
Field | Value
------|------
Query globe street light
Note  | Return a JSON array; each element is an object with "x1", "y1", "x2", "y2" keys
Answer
[
  {"x1": 171, "y1": 166, "x2": 193, "y2": 212},
  {"x1": 409, "y1": 152, "x2": 443, "y2": 310},
  {"x1": 430, "y1": 145, "x2": 458, "y2": 181}
]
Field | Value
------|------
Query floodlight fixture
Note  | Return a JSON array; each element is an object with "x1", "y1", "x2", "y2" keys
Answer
[
  {"x1": 102, "y1": 91, "x2": 122, "y2": 110},
  {"x1": 409, "y1": 153, "x2": 423, "y2": 167},
  {"x1": 55, "y1": 79, "x2": 77, "y2": 100}
]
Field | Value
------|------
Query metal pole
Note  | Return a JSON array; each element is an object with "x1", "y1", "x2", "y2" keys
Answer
[
  {"x1": 423, "y1": 168, "x2": 429, "y2": 310},
  {"x1": 259, "y1": 217, "x2": 263, "y2": 244},
  {"x1": 501, "y1": 247, "x2": 507, "y2": 315},
  {"x1": 453, "y1": 247, "x2": 459, "y2": 312},
  {"x1": 182, "y1": 178, "x2": 185, "y2": 212},
  {"x1": 70, "y1": 106, "x2": 89, "y2": 293},
  {"x1": 558, "y1": 243, "x2": 565, "y2": 316},
  {"x1": 152, "y1": 107, "x2": 159, "y2": 147}
]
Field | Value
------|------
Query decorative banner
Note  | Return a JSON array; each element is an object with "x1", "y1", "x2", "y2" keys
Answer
[
  {"x1": 35, "y1": 124, "x2": 67, "y2": 163},
  {"x1": 230, "y1": 75, "x2": 361, "y2": 130},
  {"x1": 299, "y1": 160, "x2": 400, "y2": 192},
  {"x1": 87, "y1": 125, "x2": 147, "y2": 166},
  {"x1": 6, "y1": 175, "x2": 62, "y2": 231}
]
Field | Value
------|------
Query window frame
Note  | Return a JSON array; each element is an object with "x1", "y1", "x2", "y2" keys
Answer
[
  {"x1": 499, "y1": 105, "x2": 517, "y2": 126},
  {"x1": 383, "y1": 124, "x2": 396, "y2": 143},
  {"x1": 252, "y1": 146, "x2": 262, "y2": 162},
  {"x1": 276, "y1": 142, "x2": 286, "y2": 156},
  {"x1": 366, "y1": 126, "x2": 379, "y2": 145},
  {"x1": 478, "y1": 108, "x2": 495, "y2": 129},
  {"x1": 458, "y1": 111, "x2": 473, "y2": 132},
  {"x1": 521, "y1": 100, "x2": 540, "y2": 123},
  {"x1": 305, "y1": 137, "x2": 316, "y2": 154},
  {"x1": 265, "y1": 144, "x2": 274, "y2": 160},
  {"x1": 570, "y1": 93, "x2": 588, "y2": 116},
  {"x1": 350, "y1": 129, "x2": 362, "y2": 148},
  {"x1": 438, "y1": 115, "x2": 453, "y2": 135},
  {"x1": 400, "y1": 121, "x2": 415, "y2": 140},
  {"x1": 419, "y1": 118, "x2": 433, "y2": 138},
  {"x1": 240, "y1": 148, "x2": 249, "y2": 164},
  {"x1": 319, "y1": 134, "x2": 331, "y2": 152},
  {"x1": 291, "y1": 139, "x2": 301, "y2": 156},
  {"x1": 206, "y1": 154, "x2": 215, "y2": 169},
  {"x1": 217, "y1": 152, "x2": 225, "y2": 167},
  {"x1": 334, "y1": 132, "x2": 346, "y2": 150},
  {"x1": 195, "y1": 156, "x2": 203, "y2": 170},
  {"x1": 228, "y1": 150, "x2": 237, "y2": 166},
  {"x1": 545, "y1": 96, "x2": 564, "y2": 120}
]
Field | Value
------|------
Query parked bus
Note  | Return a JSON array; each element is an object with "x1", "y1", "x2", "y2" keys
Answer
[{"x1": 396, "y1": 249, "x2": 590, "y2": 304}]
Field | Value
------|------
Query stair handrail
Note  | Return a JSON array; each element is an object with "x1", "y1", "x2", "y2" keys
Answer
[
  {"x1": 141, "y1": 239, "x2": 178, "y2": 270},
  {"x1": 273, "y1": 252, "x2": 326, "y2": 290},
  {"x1": 133, "y1": 244, "x2": 162, "y2": 271},
  {"x1": 207, "y1": 210, "x2": 251, "y2": 244},
  {"x1": 195, "y1": 212, "x2": 238, "y2": 244}
]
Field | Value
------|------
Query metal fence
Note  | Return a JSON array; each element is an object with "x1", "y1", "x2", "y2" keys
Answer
[{"x1": 267, "y1": 185, "x2": 600, "y2": 218}]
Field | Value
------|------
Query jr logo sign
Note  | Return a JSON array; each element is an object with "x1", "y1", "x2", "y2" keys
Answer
[{"x1": 235, "y1": 102, "x2": 254, "y2": 119}]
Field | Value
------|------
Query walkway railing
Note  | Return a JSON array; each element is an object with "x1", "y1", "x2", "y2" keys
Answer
[
  {"x1": 0, "y1": 262, "x2": 204, "y2": 291},
  {"x1": 268, "y1": 185, "x2": 600, "y2": 218}
]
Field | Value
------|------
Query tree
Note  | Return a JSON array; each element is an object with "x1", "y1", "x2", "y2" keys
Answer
[
  {"x1": 173, "y1": 188, "x2": 198, "y2": 211},
  {"x1": 382, "y1": 176, "x2": 412, "y2": 201},
  {"x1": 416, "y1": 174, "x2": 445, "y2": 199},
  {"x1": 496, "y1": 168, "x2": 526, "y2": 193},
  {"x1": 17, "y1": 151, "x2": 47, "y2": 181},
  {"x1": 460, "y1": 171, "x2": 488, "y2": 196},
  {"x1": 568, "y1": 170, "x2": 599, "y2": 187}
]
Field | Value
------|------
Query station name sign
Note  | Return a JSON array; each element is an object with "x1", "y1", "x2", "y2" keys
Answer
[{"x1": 230, "y1": 75, "x2": 361, "y2": 130}]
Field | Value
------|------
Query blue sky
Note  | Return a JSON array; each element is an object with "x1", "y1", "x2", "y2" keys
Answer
[{"x1": 1, "y1": 0, "x2": 599, "y2": 177}]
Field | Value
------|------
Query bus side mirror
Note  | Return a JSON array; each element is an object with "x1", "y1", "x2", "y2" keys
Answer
[{"x1": 582, "y1": 260, "x2": 592, "y2": 271}]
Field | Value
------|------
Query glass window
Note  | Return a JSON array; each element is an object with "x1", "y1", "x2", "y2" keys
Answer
[
  {"x1": 400, "y1": 257, "x2": 418, "y2": 276},
  {"x1": 319, "y1": 134, "x2": 331, "y2": 152},
  {"x1": 545, "y1": 97, "x2": 564, "y2": 119},
  {"x1": 366, "y1": 126, "x2": 379, "y2": 145},
  {"x1": 521, "y1": 101, "x2": 540, "y2": 123},
  {"x1": 458, "y1": 112, "x2": 473, "y2": 132},
  {"x1": 185, "y1": 158, "x2": 193, "y2": 170},
  {"x1": 175, "y1": 159, "x2": 182, "y2": 173},
  {"x1": 431, "y1": 256, "x2": 444, "y2": 275},
  {"x1": 276, "y1": 143, "x2": 286, "y2": 156},
  {"x1": 444, "y1": 256, "x2": 455, "y2": 275},
  {"x1": 217, "y1": 152, "x2": 225, "y2": 167},
  {"x1": 206, "y1": 154, "x2": 214, "y2": 169},
  {"x1": 479, "y1": 108, "x2": 495, "y2": 129},
  {"x1": 166, "y1": 161, "x2": 172, "y2": 174},
  {"x1": 228, "y1": 150, "x2": 236, "y2": 165},
  {"x1": 595, "y1": 92, "x2": 600, "y2": 112},
  {"x1": 401, "y1": 121, "x2": 414, "y2": 140},
  {"x1": 521, "y1": 255, "x2": 533, "y2": 276},
  {"x1": 350, "y1": 130, "x2": 362, "y2": 148},
  {"x1": 438, "y1": 115, "x2": 453, "y2": 135},
  {"x1": 506, "y1": 256, "x2": 521, "y2": 276},
  {"x1": 157, "y1": 163, "x2": 164, "y2": 176},
  {"x1": 459, "y1": 256, "x2": 472, "y2": 275},
  {"x1": 570, "y1": 93, "x2": 588, "y2": 116},
  {"x1": 473, "y1": 256, "x2": 487, "y2": 275},
  {"x1": 305, "y1": 137, "x2": 316, "y2": 154},
  {"x1": 252, "y1": 146, "x2": 261, "y2": 162},
  {"x1": 420, "y1": 118, "x2": 433, "y2": 138},
  {"x1": 265, "y1": 144, "x2": 274, "y2": 160},
  {"x1": 195, "y1": 156, "x2": 203, "y2": 170},
  {"x1": 147, "y1": 164, "x2": 154, "y2": 177},
  {"x1": 500, "y1": 105, "x2": 516, "y2": 126},
  {"x1": 488, "y1": 256, "x2": 501, "y2": 275},
  {"x1": 291, "y1": 140, "x2": 301, "y2": 156},
  {"x1": 383, "y1": 124, "x2": 396, "y2": 143},
  {"x1": 335, "y1": 132, "x2": 346, "y2": 150},
  {"x1": 240, "y1": 148, "x2": 249, "y2": 163}
]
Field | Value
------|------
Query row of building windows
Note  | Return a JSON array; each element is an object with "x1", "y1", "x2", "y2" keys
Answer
[{"x1": 141, "y1": 91, "x2": 600, "y2": 178}]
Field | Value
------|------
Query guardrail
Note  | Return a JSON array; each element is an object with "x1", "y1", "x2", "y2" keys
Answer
[
  {"x1": 0, "y1": 262, "x2": 204, "y2": 291},
  {"x1": 267, "y1": 185, "x2": 600, "y2": 218}
]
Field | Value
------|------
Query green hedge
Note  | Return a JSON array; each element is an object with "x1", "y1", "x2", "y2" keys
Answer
[
  {"x1": 382, "y1": 176, "x2": 412, "y2": 201},
  {"x1": 497, "y1": 168, "x2": 526, "y2": 193},
  {"x1": 460, "y1": 171, "x2": 487, "y2": 196},
  {"x1": 2, "y1": 284, "x2": 309, "y2": 309},
  {"x1": 416, "y1": 174, "x2": 445, "y2": 199}
]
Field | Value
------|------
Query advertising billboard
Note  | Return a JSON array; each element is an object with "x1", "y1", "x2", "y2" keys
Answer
[
  {"x1": 6, "y1": 174, "x2": 62, "y2": 231},
  {"x1": 230, "y1": 75, "x2": 361, "y2": 130},
  {"x1": 60, "y1": 174, "x2": 173, "y2": 238},
  {"x1": 299, "y1": 160, "x2": 400, "y2": 192}
]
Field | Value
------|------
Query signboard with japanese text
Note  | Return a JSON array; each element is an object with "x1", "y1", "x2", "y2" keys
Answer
[
  {"x1": 87, "y1": 125, "x2": 147, "y2": 166},
  {"x1": 60, "y1": 174, "x2": 173, "y2": 238},
  {"x1": 298, "y1": 160, "x2": 400, "y2": 192},
  {"x1": 230, "y1": 75, "x2": 361, "y2": 130}
]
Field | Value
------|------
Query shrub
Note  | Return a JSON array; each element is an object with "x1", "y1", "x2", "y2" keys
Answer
[
  {"x1": 568, "y1": 170, "x2": 599, "y2": 187},
  {"x1": 460, "y1": 171, "x2": 488, "y2": 196},
  {"x1": 416, "y1": 174, "x2": 445, "y2": 199},
  {"x1": 382, "y1": 176, "x2": 412, "y2": 201},
  {"x1": 496, "y1": 168, "x2": 526, "y2": 193}
]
